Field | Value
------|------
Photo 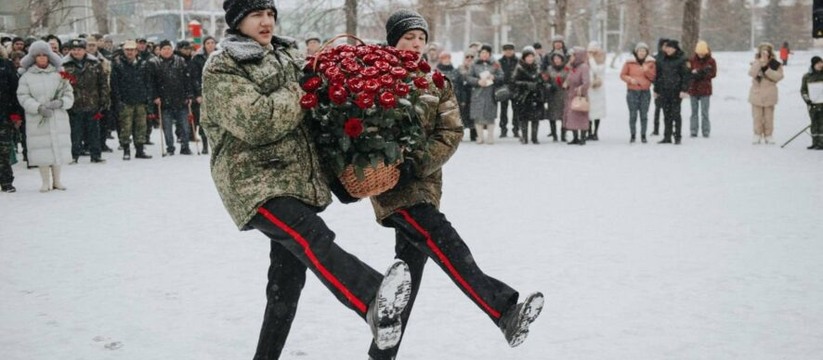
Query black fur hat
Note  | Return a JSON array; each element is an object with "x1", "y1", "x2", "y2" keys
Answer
[
  {"x1": 385, "y1": 9, "x2": 429, "y2": 47},
  {"x1": 223, "y1": 0, "x2": 277, "y2": 30}
]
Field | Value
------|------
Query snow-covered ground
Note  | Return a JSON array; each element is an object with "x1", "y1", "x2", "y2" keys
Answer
[{"x1": 2, "y1": 51, "x2": 822, "y2": 360}]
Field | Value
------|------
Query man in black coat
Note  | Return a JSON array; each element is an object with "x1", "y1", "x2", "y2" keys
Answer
[
  {"x1": 653, "y1": 39, "x2": 691, "y2": 144},
  {"x1": 111, "y1": 40, "x2": 153, "y2": 160},
  {"x1": 498, "y1": 43, "x2": 519, "y2": 138},
  {"x1": 147, "y1": 40, "x2": 193, "y2": 155},
  {"x1": 0, "y1": 56, "x2": 24, "y2": 192}
]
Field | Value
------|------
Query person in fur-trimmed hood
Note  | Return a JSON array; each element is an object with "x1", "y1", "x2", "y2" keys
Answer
[
  {"x1": 200, "y1": 1, "x2": 414, "y2": 358},
  {"x1": 748, "y1": 42, "x2": 784, "y2": 144},
  {"x1": 620, "y1": 42, "x2": 656, "y2": 143},
  {"x1": 688, "y1": 40, "x2": 717, "y2": 138}
]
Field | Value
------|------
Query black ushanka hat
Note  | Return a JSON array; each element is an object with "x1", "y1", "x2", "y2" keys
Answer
[{"x1": 223, "y1": 0, "x2": 278, "y2": 30}]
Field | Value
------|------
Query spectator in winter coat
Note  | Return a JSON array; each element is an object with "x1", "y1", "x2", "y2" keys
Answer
[
  {"x1": 362, "y1": 10, "x2": 544, "y2": 360},
  {"x1": 136, "y1": 38, "x2": 153, "y2": 62},
  {"x1": 84, "y1": 36, "x2": 114, "y2": 152},
  {"x1": 542, "y1": 35, "x2": 569, "y2": 71},
  {"x1": 63, "y1": 38, "x2": 110, "y2": 162},
  {"x1": 0, "y1": 55, "x2": 24, "y2": 192},
  {"x1": 564, "y1": 47, "x2": 591, "y2": 145},
  {"x1": 653, "y1": 39, "x2": 690, "y2": 144},
  {"x1": 779, "y1": 41, "x2": 791, "y2": 66},
  {"x1": 587, "y1": 41, "x2": 607, "y2": 141},
  {"x1": 188, "y1": 35, "x2": 216, "y2": 154},
  {"x1": 513, "y1": 46, "x2": 543, "y2": 144},
  {"x1": 16, "y1": 41, "x2": 74, "y2": 192},
  {"x1": 620, "y1": 42, "x2": 656, "y2": 143},
  {"x1": 201, "y1": 2, "x2": 414, "y2": 358},
  {"x1": 148, "y1": 40, "x2": 193, "y2": 155},
  {"x1": 688, "y1": 40, "x2": 717, "y2": 138},
  {"x1": 651, "y1": 37, "x2": 669, "y2": 136},
  {"x1": 303, "y1": 32, "x2": 322, "y2": 57},
  {"x1": 467, "y1": 44, "x2": 504, "y2": 144},
  {"x1": 498, "y1": 43, "x2": 519, "y2": 138},
  {"x1": 457, "y1": 50, "x2": 477, "y2": 141},
  {"x1": 748, "y1": 42, "x2": 784, "y2": 145},
  {"x1": 543, "y1": 52, "x2": 568, "y2": 142},
  {"x1": 801, "y1": 56, "x2": 823, "y2": 150},
  {"x1": 111, "y1": 40, "x2": 152, "y2": 160}
]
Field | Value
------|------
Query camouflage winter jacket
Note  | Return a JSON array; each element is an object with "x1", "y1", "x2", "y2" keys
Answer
[
  {"x1": 370, "y1": 76, "x2": 463, "y2": 221},
  {"x1": 62, "y1": 54, "x2": 110, "y2": 113},
  {"x1": 201, "y1": 34, "x2": 331, "y2": 230}
]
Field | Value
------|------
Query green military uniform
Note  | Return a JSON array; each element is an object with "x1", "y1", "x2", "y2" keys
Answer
[{"x1": 801, "y1": 69, "x2": 823, "y2": 149}]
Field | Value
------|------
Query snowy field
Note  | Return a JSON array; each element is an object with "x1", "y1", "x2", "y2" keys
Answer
[{"x1": 2, "y1": 51, "x2": 823, "y2": 360}]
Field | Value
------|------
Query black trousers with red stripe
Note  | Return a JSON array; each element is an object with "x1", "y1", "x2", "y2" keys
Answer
[
  {"x1": 247, "y1": 197, "x2": 383, "y2": 360},
  {"x1": 368, "y1": 203, "x2": 519, "y2": 360}
]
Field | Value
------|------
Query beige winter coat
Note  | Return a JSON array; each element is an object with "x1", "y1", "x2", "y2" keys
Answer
[{"x1": 748, "y1": 45, "x2": 784, "y2": 108}]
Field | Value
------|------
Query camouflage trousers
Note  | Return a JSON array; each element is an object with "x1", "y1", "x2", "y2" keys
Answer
[
  {"x1": 0, "y1": 141, "x2": 13, "y2": 187},
  {"x1": 118, "y1": 104, "x2": 148, "y2": 147}
]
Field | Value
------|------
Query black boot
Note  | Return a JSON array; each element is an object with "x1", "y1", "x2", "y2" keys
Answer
[
  {"x1": 469, "y1": 128, "x2": 478, "y2": 142},
  {"x1": 579, "y1": 131, "x2": 587, "y2": 145},
  {"x1": 568, "y1": 131, "x2": 580, "y2": 145},
  {"x1": 561, "y1": 127, "x2": 567, "y2": 142},
  {"x1": 590, "y1": 119, "x2": 600, "y2": 141},
  {"x1": 201, "y1": 135, "x2": 209, "y2": 154},
  {"x1": 530, "y1": 121, "x2": 539, "y2": 144},
  {"x1": 548, "y1": 120, "x2": 558, "y2": 142},
  {"x1": 641, "y1": 135, "x2": 648, "y2": 143},
  {"x1": 123, "y1": 146, "x2": 131, "y2": 161},
  {"x1": 135, "y1": 145, "x2": 153, "y2": 159},
  {"x1": 630, "y1": 134, "x2": 636, "y2": 143}
]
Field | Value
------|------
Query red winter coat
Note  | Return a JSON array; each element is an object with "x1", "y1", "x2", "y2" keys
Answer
[{"x1": 688, "y1": 54, "x2": 717, "y2": 97}]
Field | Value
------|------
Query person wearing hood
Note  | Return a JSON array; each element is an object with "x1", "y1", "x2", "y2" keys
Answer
[
  {"x1": 513, "y1": 46, "x2": 543, "y2": 144},
  {"x1": 200, "y1": 1, "x2": 414, "y2": 358},
  {"x1": 0, "y1": 47, "x2": 24, "y2": 192},
  {"x1": 543, "y1": 52, "x2": 569, "y2": 142},
  {"x1": 688, "y1": 40, "x2": 717, "y2": 138},
  {"x1": 63, "y1": 38, "x2": 110, "y2": 162},
  {"x1": 748, "y1": 42, "x2": 784, "y2": 145},
  {"x1": 467, "y1": 43, "x2": 504, "y2": 144},
  {"x1": 653, "y1": 39, "x2": 690, "y2": 145},
  {"x1": 363, "y1": 10, "x2": 544, "y2": 360},
  {"x1": 651, "y1": 37, "x2": 669, "y2": 136},
  {"x1": 16, "y1": 40, "x2": 74, "y2": 192},
  {"x1": 586, "y1": 41, "x2": 607, "y2": 141},
  {"x1": 563, "y1": 47, "x2": 591, "y2": 145},
  {"x1": 188, "y1": 35, "x2": 216, "y2": 154},
  {"x1": 620, "y1": 42, "x2": 657, "y2": 143},
  {"x1": 801, "y1": 56, "x2": 823, "y2": 150}
]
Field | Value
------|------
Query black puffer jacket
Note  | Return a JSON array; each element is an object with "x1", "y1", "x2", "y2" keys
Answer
[
  {"x1": 111, "y1": 54, "x2": 152, "y2": 107},
  {"x1": 499, "y1": 55, "x2": 519, "y2": 85},
  {"x1": 189, "y1": 51, "x2": 210, "y2": 98},
  {"x1": 654, "y1": 50, "x2": 691, "y2": 96},
  {"x1": 147, "y1": 54, "x2": 192, "y2": 109}
]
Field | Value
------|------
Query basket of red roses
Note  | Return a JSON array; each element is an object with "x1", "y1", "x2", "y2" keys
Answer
[{"x1": 300, "y1": 34, "x2": 446, "y2": 198}]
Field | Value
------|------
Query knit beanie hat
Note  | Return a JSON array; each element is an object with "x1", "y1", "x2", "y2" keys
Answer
[
  {"x1": 385, "y1": 9, "x2": 429, "y2": 47},
  {"x1": 521, "y1": 46, "x2": 535, "y2": 59},
  {"x1": 812, "y1": 56, "x2": 823, "y2": 67},
  {"x1": 695, "y1": 40, "x2": 710, "y2": 56},
  {"x1": 634, "y1": 42, "x2": 650, "y2": 52},
  {"x1": 20, "y1": 40, "x2": 62, "y2": 70},
  {"x1": 223, "y1": 0, "x2": 277, "y2": 30}
]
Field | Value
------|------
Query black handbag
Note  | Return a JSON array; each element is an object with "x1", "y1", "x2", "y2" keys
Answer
[{"x1": 494, "y1": 85, "x2": 512, "y2": 102}]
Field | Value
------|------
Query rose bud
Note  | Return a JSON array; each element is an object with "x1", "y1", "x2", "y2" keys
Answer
[
  {"x1": 301, "y1": 76, "x2": 323, "y2": 92},
  {"x1": 344, "y1": 117, "x2": 364, "y2": 138},
  {"x1": 330, "y1": 73, "x2": 347, "y2": 86},
  {"x1": 390, "y1": 67, "x2": 408, "y2": 79},
  {"x1": 394, "y1": 82, "x2": 411, "y2": 97},
  {"x1": 324, "y1": 65, "x2": 342, "y2": 79},
  {"x1": 413, "y1": 77, "x2": 429, "y2": 89},
  {"x1": 362, "y1": 67, "x2": 380, "y2": 78},
  {"x1": 379, "y1": 92, "x2": 397, "y2": 109},
  {"x1": 374, "y1": 60, "x2": 391, "y2": 72},
  {"x1": 379, "y1": 74, "x2": 395, "y2": 87},
  {"x1": 363, "y1": 53, "x2": 381, "y2": 65},
  {"x1": 354, "y1": 93, "x2": 375, "y2": 110},
  {"x1": 385, "y1": 54, "x2": 400, "y2": 66},
  {"x1": 329, "y1": 85, "x2": 349, "y2": 105},
  {"x1": 418, "y1": 61, "x2": 432, "y2": 73},
  {"x1": 432, "y1": 71, "x2": 446, "y2": 89},
  {"x1": 300, "y1": 93, "x2": 319, "y2": 109},
  {"x1": 347, "y1": 78, "x2": 365, "y2": 93},
  {"x1": 364, "y1": 79, "x2": 381, "y2": 93}
]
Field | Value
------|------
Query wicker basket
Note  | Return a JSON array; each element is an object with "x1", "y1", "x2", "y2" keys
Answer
[{"x1": 339, "y1": 162, "x2": 400, "y2": 198}]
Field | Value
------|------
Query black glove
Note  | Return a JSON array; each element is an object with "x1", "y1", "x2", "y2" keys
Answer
[
  {"x1": 329, "y1": 177, "x2": 360, "y2": 204},
  {"x1": 768, "y1": 59, "x2": 781, "y2": 71},
  {"x1": 393, "y1": 160, "x2": 418, "y2": 189}
]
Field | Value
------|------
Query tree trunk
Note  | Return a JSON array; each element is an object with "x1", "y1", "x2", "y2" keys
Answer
[
  {"x1": 637, "y1": 0, "x2": 651, "y2": 46},
  {"x1": 91, "y1": 0, "x2": 109, "y2": 34},
  {"x1": 681, "y1": 0, "x2": 701, "y2": 58},
  {"x1": 555, "y1": 0, "x2": 567, "y2": 36},
  {"x1": 418, "y1": 0, "x2": 439, "y2": 43},
  {"x1": 345, "y1": 0, "x2": 357, "y2": 43}
]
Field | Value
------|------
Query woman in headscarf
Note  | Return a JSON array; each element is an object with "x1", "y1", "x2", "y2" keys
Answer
[{"x1": 563, "y1": 47, "x2": 591, "y2": 145}]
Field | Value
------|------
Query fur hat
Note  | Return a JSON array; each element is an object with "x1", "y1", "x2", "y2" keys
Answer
[
  {"x1": 811, "y1": 56, "x2": 822, "y2": 67},
  {"x1": 304, "y1": 32, "x2": 321, "y2": 44},
  {"x1": 695, "y1": 40, "x2": 710, "y2": 56},
  {"x1": 385, "y1": 9, "x2": 429, "y2": 47},
  {"x1": 634, "y1": 42, "x2": 650, "y2": 52},
  {"x1": 479, "y1": 43, "x2": 493, "y2": 55},
  {"x1": 223, "y1": 0, "x2": 277, "y2": 30},
  {"x1": 20, "y1": 40, "x2": 62, "y2": 70},
  {"x1": 521, "y1": 46, "x2": 535, "y2": 58},
  {"x1": 757, "y1": 42, "x2": 774, "y2": 55},
  {"x1": 551, "y1": 35, "x2": 565, "y2": 44},
  {"x1": 665, "y1": 39, "x2": 681, "y2": 51}
]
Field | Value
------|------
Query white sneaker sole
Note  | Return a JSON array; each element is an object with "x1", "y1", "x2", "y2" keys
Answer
[
  {"x1": 508, "y1": 292, "x2": 545, "y2": 348},
  {"x1": 374, "y1": 260, "x2": 412, "y2": 350}
]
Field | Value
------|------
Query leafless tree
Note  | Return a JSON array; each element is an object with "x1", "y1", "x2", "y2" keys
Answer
[{"x1": 681, "y1": 0, "x2": 701, "y2": 57}]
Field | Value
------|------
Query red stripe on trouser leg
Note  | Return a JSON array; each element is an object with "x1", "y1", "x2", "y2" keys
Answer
[
  {"x1": 397, "y1": 209, "x2": 502, "y2": 319},
  {"x1": 257, "y1": 207, "x2": 368, "y2": 314}
]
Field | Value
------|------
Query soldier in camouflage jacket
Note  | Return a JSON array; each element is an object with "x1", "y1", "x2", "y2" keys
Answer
[
  {"x1": 200, "y1": 2, "x2": 412, "y2": 358},
  {"x1": 63, "y1": 38, "x2": 110, "y2": 162},
  {"x1": 364, "y1": 10, "x2": 544, "y2": 360}
]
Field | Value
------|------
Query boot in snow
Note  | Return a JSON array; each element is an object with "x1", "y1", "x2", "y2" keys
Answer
[
  {"x1": 51, "y1": 165, "x2": 66, "y2": 190},
  {"x1": 135, "y1": 145, "x2": 153, "y2": 159},
  {"x1": 368, "y1": 260, "x2": 412, "y2": 350},
  {"x1": 123, "y1": 147, "x2": 131, "y2": 161},
  {"x1": 498, "y1": 292, "x2": 544, "y2": 347}
]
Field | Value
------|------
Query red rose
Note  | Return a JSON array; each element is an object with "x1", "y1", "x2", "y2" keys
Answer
[
  {"x1": 394, "y1": 82, "x2": 411, "y2": 97},
  {"x1": 418, "y1": 61, "x2": 432, "y2": 73},
  {"x1": 379, "y1": 74, "x2": 395, "y2": 87},
  {"x1": 379, "y1": 92, "x2": 397, "y2": 109},
  {"x1": 432, "y1": 70, "x2": 446, "y2": 89},
  {"x1": 364, "y1": 79, "x2": 381, "y2": 93},
  {"x1": 390, "y1": 67, "x2": 408, "y2": 79},
  {"x1": 384, "y1": 54, "x2": 400, "y2": 66},
  {"x1": 413, "y1": 77, "x2": 429, "y2": 89},
  {"x1": 374, "y1": 60, "x2": 391, "y2": 73},
  {"x1": 362, "y1": 67, "x2": 380, "y2": 78},
  {"x1": 399, "y1": 50, "x2": 418, "y2": 62},
  {"x1": 318, "y1": 61, "x2": 332, "y2": 72},
  {"x1": 92, "y1": 112, "x2": 104, "y2": 121},
  {"x1": 338, "y1": 51, "x2": 355, "y2": 59},
  {"x1": 329, "y1": 73, "x2": 346, "y2": 86},
  {"x1": 363, "y1": 53, "x2": 381, "y2": 65},
  {"x1": 354, "y1": 93, "x2": 375, "y2": 110},
  {"x1": 346, "y1": 78, "x2": 365, "y2": 93},
  {"x1": 301, "y1": 76, "x2": 323, "y2": 92},
  {"x1": 403, "y1": 61, "x2": 418, "y2": 71},
  {"x1": 337, "y1": 44, "x2": 356, "y2": 54},
  {"x1": 556, "y1": 76, "x2": 563, "y2": 86},
  {"x1": 324, "y1": 65, "x2": 342, "y2": 79},
  {"x1": 300, "y1": 93, "x2": 319, "y2": 109},
  {"x1": 59, "y1": 71, "x2": 77, "y2": 85},
  {"x1": 328, "y1": 85, "x2": 349, "y2": 105},
  {"x1": 356, "y1": 46, "x2": 371, "y2": 57},
  {"x1": 344, "y1": 117, "x2": 364, "y2": 138}
]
